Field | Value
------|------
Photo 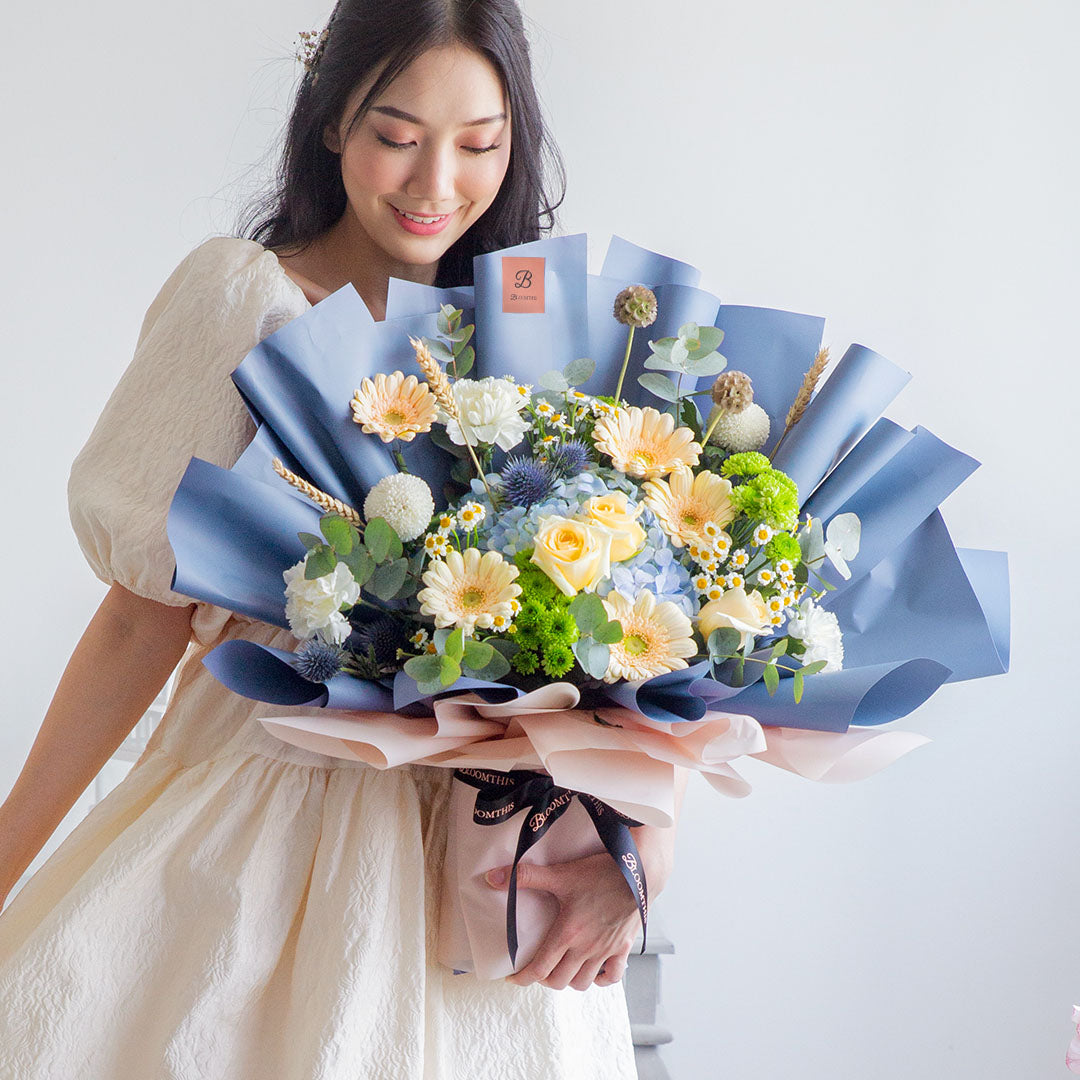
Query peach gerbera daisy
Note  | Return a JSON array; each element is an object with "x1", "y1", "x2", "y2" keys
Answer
[
  {"x1": 592, "y1": 405, "x2": 701, "y2": 479},
  {"x1": 350, "y1": 371, "x2": 438, "y2": 443},
  {"x1": 600, "y1": 590, "x2": 697, "y2": 683},
  {"x1": 643, "y1": 465, "x2": 736, "y2": 548},
  {"x1": 417, "y1": 548, "x2": 521, "y2": 634}
]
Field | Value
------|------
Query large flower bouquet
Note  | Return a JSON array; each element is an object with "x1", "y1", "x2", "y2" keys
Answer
[{"x1": 166, "y1": 232, "x2": 1009, "y2": 978}]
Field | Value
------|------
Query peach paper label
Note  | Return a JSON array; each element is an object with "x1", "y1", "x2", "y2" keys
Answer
[{"x1": 501, "y1": 257, "x2": 545, "y2": 313}]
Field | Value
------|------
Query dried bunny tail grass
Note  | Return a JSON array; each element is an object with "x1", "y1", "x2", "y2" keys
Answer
[
  {"x1": 409, "y1": 335, "x2": 458, "y2": 417},
  {"x1": 784, "y1": 347, "x2": 830, "y2": 431},
  {"x1": 271, "y1": 458, "x2": 363, "y2": 526}
]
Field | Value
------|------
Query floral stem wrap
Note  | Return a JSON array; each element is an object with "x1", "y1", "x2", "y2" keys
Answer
[{"x1": 453, "y1": 768, "x2": 648, "y2": 967}]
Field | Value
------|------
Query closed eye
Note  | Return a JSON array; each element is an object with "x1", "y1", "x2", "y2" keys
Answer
[{"x1": 376, "y1": 133, "x2": 502, "y2": 155}]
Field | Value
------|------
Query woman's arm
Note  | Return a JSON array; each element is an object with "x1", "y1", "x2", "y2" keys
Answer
[
  {"x1": 486, "y1": 765, "x2": 691, "y2": 991},
  {"x1": 0, "y1": 584, "x2": 194, "y2": 904}
]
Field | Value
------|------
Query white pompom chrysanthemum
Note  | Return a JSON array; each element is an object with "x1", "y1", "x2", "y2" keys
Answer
[
  {"x1": 706, "y1": 401, "x2": 771, "y2": 452},
  {"x1": 363, "y1": 473, "x2": 435, "y2": 542}
]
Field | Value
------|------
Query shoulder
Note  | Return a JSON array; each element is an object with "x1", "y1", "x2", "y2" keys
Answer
[{"x1": 136, "y1": 235, "x2": 307, "y2": 348}]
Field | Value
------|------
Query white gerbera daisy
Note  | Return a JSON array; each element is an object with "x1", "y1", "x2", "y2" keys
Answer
[
  {"x1": 417, "y1": 548, "x2": 521, "y2": 634},
  {"x1": 600, "y1": 590, "x2": 697, "y2": 683}
]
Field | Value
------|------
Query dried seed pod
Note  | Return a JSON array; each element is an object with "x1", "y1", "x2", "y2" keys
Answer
[
  {"x1": 613, "y1": 285, "x2": 658, "y2": 328},
  {"x1": 710, "y1": 370, "x2": 754, "y2": 413}
]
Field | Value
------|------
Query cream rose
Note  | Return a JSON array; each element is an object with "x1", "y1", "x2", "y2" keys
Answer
[
  {"x1": 581, "y1": 492, "x2": 647, "y2": 562},
  {"x1": 530, "y1": 515, "x2": 614, "y2": 597},
  {"x1": 697, "y1": 586, "x2": 771, "y2": 650}
]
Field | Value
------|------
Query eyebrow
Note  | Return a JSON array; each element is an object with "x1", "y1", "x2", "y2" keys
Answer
[{"x1": 370, "y1": 105, "x2": 506, "y2": 128}]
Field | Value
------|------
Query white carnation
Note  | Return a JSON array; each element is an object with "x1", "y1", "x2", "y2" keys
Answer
[
  {"x1": 444, "y1": 376, "x2": 529, "y2": 451},
  {"x1": 785, "y1": 598, "x2": 844, "y2": 673},
  {"x1": 363, "y1": 472, "x2": 435, "y2": 542},
  {"x1": 283, "y1": 560, "x2": 360, "y2": 644}
]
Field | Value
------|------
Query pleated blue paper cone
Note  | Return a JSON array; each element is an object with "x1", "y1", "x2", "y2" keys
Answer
[{"x1": 164, "y1": 230, "x2": 1010, "y2": 742}]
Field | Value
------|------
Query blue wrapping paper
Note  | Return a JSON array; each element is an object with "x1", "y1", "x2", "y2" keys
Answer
[{"x1": 165, "y1": 231, "x2": 1009, "y2": 736}]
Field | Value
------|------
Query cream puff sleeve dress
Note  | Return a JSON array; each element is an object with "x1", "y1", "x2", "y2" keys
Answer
[{"x1": 0, "y1": 237, "x2": 638, "y2": 1080}]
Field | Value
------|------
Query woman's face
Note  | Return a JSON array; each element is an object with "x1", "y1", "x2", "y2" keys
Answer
[{"x1": 325, "y1": 44, "x2": 512, "y2": 269}]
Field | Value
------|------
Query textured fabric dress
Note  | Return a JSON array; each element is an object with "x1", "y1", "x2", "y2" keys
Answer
[{"x1": 0, "y1": 237, "x2": 639, "y2": 1080}]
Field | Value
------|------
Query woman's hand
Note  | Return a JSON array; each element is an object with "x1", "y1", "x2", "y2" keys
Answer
[
  {"x1": 485, "y1": 851, "x2": 643, "y2": 991},
  {"x1": 483, "y1": 778, "x2": 687, "y2": 993}
]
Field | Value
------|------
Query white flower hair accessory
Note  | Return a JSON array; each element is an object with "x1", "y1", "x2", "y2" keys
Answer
[{"x1": 295, "y1": 27, "x2": 330, "y2": 77}]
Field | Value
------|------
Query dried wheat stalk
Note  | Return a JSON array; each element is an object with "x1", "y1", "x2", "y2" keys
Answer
[{"x1": 271, "y1": 458, "x2": 362, "y2": 526}]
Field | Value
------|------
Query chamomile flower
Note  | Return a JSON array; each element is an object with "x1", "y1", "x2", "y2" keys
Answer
[
  {"x1": 757, "y1": 568, "x2": 776, "y2": 586},
  {"x1": 535, "y1": 400, "x2": 555, "y2": 417},
  {"x1": 515, "y1": 383, "x2": 532, "y2": 400},
  {"x1": 765, "y1": 595, "x2": 785, "y2": 615},
  {"x1": 437, "y1": 513, "x2": 455, "y2": 534},
  {"x1": 409, "y1": 628, "x2": 429, "y2": 648},
  {"x1": 782, "y1": 591, "x2": 797, "y2": 608},
  {"x1": 458, "y1": 501, "x2": 486, "y2": 528},
  {"x1": 509, "y1": 598, "x2": 522, "y2": 616},
  {"x1": 424, "y1": 640, "x2": 438, "y2": 654},
  {"x1": 730, "y1": 549, "x2": 750, "y2": 570},
  {"x1": 711, "y1": 532, "x2": 732, "y2": 558},
  {"x1": 769, "y1": 612, "x2": 785, "y2": 627},
  {"x1": 424, "y1": 534, "x2": 440, "y2": 555},
  {"x1": 715, "y1": 574, "x2": 729, "y2": 589},
  {"x1": 706, "y1": 584, "x2": 725, "y2": 601},
  {"x1": 491, "y1": 612, "x2": 512, "y2": 631},
  {"x1": 751, "y1": 523, "x2": 775, "y2": 547},
  {"x1": 728, "y1": 573, "x2": 745, "y2": 590},
  {"x1": 693, "y1": 573, "x2": 712, "y2": 594},
  {"x1": 775, "y1": 558, "x2": 794, "y2": 576}
]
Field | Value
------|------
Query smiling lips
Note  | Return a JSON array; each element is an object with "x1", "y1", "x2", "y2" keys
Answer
[{"x1": 391, "y1": 204, "x2": 458, "y2": 235}]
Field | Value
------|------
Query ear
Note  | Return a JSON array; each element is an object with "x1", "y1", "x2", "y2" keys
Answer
[{"x1": 323, "y1": 122, "x2": 342, "y2": 155}]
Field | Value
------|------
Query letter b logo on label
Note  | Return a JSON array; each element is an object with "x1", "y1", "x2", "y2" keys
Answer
[{"x1": 502, "y1": 256, "x2": 545, "y2": 313}]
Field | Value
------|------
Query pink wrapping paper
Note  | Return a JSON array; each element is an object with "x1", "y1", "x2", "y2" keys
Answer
[{"x1": 257, "y1": 682, "x2": 929, "y2": 976}]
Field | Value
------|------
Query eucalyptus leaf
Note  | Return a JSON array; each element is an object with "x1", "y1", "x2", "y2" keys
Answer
[
  {"x1": 770, "y1": 638, "x2": 789, "y2": 659},
  {"x1": 593, "y1": 619, "x2": 624, "y2": 645},
  {"x1": 303, "y1": 547, "x2": 337, "y2": 580},
  {"x1": 568, "y1": 593, "x2": 606, "y2": 636},
  {"x1": 637, "y1": 372, "x2": 681, "y2": 403},
  {"x1": 364, "y1": 517, "x2": 394, "y2": 563},
  {"x1": 563, "y1": 356, "x2": 596, "y2": 386},
  {"x1": 684, "y1": 353, "x2": 728, "y2": 378},
  {"x1": 429, "y1": 426, "x2": 469, "y2": 457},
  {"x1": 341, "y1": 545, "x2": 375, "y2": 586},
  {"x1": 453, "y1": 346, "x2": 475, "y2": 377},
  {"x1": 404, "y1": 653, "x2": 441, "y2": 685},
  {"x1": 692, "y1": 325, "x2": 725, "y2": 353},
  {"x1": 707, "y1": 627, "x2": 743, "y2": 657},
  {"x1": 320, "y1": 514, "x2": 354, "y2": 555},
  {"x1": 677, "y1": 321, "x2": 700, "y2": 341},
  {"x1": 642, "y1": 354, "x2": 685, "y2": 374},
  {"x1": 462, "y1": 638, "x2": 494, "y2": 669},
  {"x1": 799, "y1": 517, "x2": 826, "y2": 568},
  {"x1": 670, "y1": 338, "x2": 690, "y2": 367},
  {"x1": 465, "y1": 648, "x2": 511, "y2": 683},
  {"x1": 538, "y1": 369, "x2": 570, "y2": 392},
  {"x1": 438, "y1": 654, "x2": 462, "y2": 687},
  {"x1": 448, "y1": 324, "x2": 474, "y2": 346},
  {"x1": 763, "y1": 661, "x2": 780, "y2": 696},
  {"x1": 444, "y1": 627, "x2": 465, "y2": 662},
  {"x1": 824, "y1": 512, "x2": 862, "y2": 581},
  {"x1": 793, "y1": 668, "x2": 805, "y2": 703},
  {"x1": 424, "y1": 338, "x2": 455, "y2": 363},
  {"x1": 298, "y1": 532, "x2": 324, "y2": 551},
  {"x1": 369, "y1": 558, "x2": 409, "y2": 600},
  {"x1": 799, "y1": 659, "x2": 829, "y2": 676}
]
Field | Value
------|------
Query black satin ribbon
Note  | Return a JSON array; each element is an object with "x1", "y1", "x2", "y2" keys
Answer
[{"x1": 453, "y1": 767, "x2": 648, "y2": 967}]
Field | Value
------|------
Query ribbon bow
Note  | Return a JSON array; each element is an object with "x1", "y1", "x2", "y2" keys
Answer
[{"x1": 453, "y1": 767, "x2": 649, "y2": 967}]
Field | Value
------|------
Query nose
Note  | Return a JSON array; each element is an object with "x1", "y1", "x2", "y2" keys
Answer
[{"x1": 404, "y1": 142, "x2": 458, "y2": 207}]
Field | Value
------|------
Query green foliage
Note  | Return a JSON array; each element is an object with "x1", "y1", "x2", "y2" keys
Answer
[
  {"x1": 539, "y1": 356, "x2": 597, "y2": 392},
  {"x1": 637, "y1": 372, "x2": 680, "y2": 403},
  {"x1": 364, "y1": 517, "x2": 403, "y2": 563},
  {"x1": 303, "y1": 545, "x2": 337, "y2": 579},
  {"x1": 644, "y1": 322, "x2": 726, "y2": 378},
  {"x1": 428, "y1": 304, "x2": 477, "y2": 378},
  {"x1": 319, "y1": 513, "x2": 357, "y2": 555}
]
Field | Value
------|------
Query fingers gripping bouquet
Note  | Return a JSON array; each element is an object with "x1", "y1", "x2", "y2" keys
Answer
[{"x1": 166, "y1": 233, "x2": 1009, "y2": 979}]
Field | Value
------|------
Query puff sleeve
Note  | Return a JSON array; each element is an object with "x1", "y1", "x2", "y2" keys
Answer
[{"x1": 67, "y1": 236, "x2": 309, "y2": 646}]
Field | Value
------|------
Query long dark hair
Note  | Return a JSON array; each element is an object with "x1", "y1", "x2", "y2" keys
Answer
[{"x1": 238, "y1": 0, "x2": 566, "y2": 289}]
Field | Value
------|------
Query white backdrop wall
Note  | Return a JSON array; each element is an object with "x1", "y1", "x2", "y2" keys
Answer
[{"x1": 1, "y1": 2, "x2": 1076, "y2": 1077}]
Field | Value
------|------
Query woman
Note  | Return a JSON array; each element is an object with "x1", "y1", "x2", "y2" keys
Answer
[{"x1": 0, "y1": 2, "x2": 683, "y2": 1076}]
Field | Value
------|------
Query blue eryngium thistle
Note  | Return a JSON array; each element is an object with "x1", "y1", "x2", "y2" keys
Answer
[
  {"x1": 548, "y1": 439, "x2": 591, "y2": 479},
  {"x1": 349, "y1": 615, "x2": 408, "y2": 665},
  {"x1": 499, "y1": 456, "x2": 555, "y2": 508},
  {"x1": 294, "y1": 640, "x2": 345, "y2": 683}
]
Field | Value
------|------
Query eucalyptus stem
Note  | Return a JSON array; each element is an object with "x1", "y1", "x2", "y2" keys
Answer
[
  {"x1": 612, "y1": 325, "x2": 636, "y2": 403},
  {"x1": 701, "y1": 408, "x2": 724, "y2": 448}
]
